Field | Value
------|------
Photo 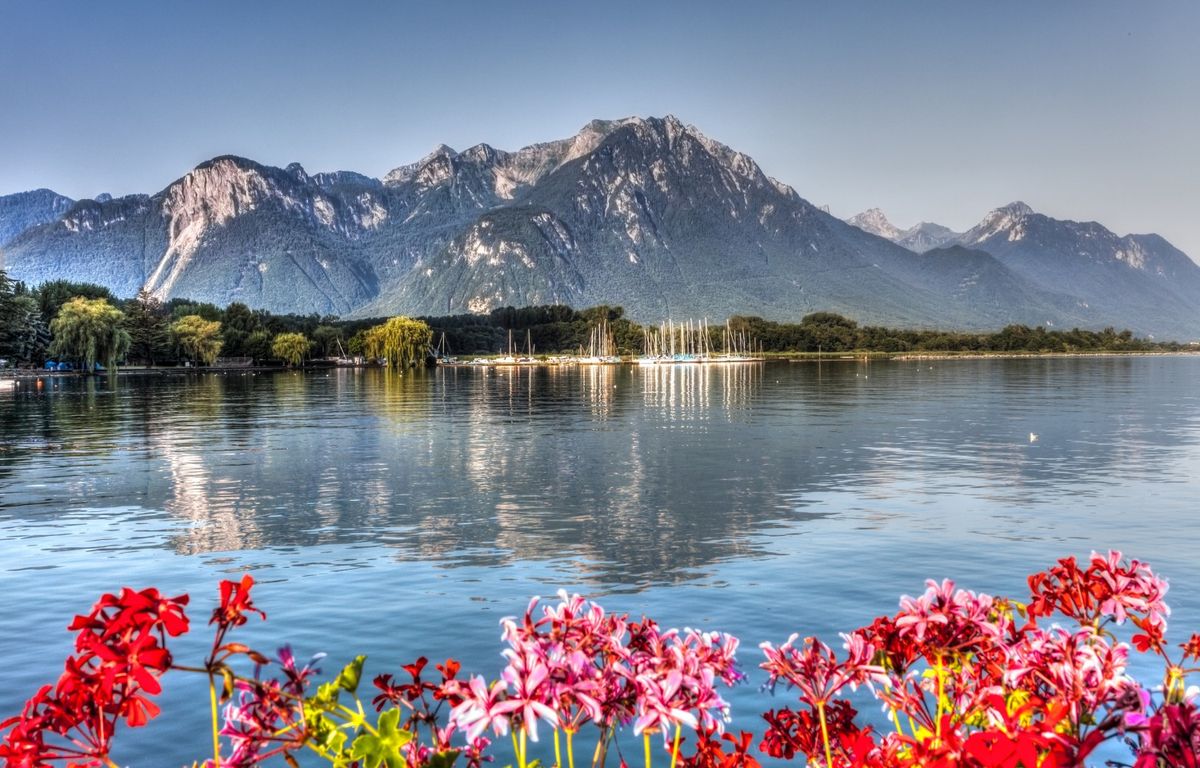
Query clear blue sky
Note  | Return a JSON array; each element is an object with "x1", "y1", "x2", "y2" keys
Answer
[{"x1": 2, "y1": 1, "x2": 1197, "y2": 256}]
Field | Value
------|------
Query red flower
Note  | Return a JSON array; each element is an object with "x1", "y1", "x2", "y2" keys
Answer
[
  {"x1": 1181, "y1": 634, "x2": 1200, "y2": 662},
  {"x1": 2, "y1": 586, "x2": 190, "y2": 766},
  {"x1": 210, "y1": 575, "x2": 265, "y2": 629}
]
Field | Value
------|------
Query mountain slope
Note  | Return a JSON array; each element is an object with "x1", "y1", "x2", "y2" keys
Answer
[
  {"x1": 3, "y1": 116, "x2": 1199, "y2": 338},
  {"x1": 954, "y1": 202, "x2": 1200, "y2": 338},
  {"x1": 906, "y1": 245, "x2": 1092, "y2": 326},
  {"x1": 372, "y1": 117, "x2": 970, "y2": 327},
  {"x1": 4, "y1": 158, "x2": 387, "y2": 313},
  {"x1": 0, "y1": 189, "x2": 75, "y2": 249}
]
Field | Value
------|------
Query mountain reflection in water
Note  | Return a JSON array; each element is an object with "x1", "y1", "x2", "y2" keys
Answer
[{"x1": 2, "y1": 359, "x2": 1198, "y2": 590}]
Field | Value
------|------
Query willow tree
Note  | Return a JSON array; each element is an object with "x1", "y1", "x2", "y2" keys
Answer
[
  {"x1": 364, "y1": 316, "x2": 432, "y2": 369},
  {"x1": 170, "y1": 314, "x2": 223, "y2": 366},
  {"x1": 271, "y1": 332, "x2": 312, "y2": 367},
  {"x1": 48, "y1": 297, "x2": 131, "y2": 373}
]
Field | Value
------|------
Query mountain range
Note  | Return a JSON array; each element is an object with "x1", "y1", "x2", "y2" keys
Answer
[{"x1": 2, "y1": 115, "x2": 1198, "y2": 339}]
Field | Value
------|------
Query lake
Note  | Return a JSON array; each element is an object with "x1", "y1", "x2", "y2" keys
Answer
[{"x1": 2, "y1": 357, "x2": 1198, "y2": 766}]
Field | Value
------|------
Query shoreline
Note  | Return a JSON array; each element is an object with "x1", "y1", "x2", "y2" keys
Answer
[
  {"x1": 886, "y1": 350, "x2": 1200, "y2": 361},
  {"x1": 3, "y1": 349, "x2": 1199, "y2": 381}
]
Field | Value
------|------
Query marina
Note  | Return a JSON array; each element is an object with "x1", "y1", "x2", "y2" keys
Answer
[{"x1": 446, "y1": 319, "x2": 766, "y2": 368}]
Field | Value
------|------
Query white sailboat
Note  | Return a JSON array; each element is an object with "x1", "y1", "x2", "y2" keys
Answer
[
  {"x1": 578, "y1": 318, "x2": 621, "y2": 364},
  {"x1": 637, "y1": 318, "x2": 764, "y2": 365},
  {"x1": 517, "y1": 329, "x2": 537, "y2": 365},
  {"x1": 432, "y1": 332, "x2": 457, "y2": 365}
]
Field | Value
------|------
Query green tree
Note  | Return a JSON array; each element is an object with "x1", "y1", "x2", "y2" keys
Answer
[
  {"x1": 170, "y1": 315, "x2": 223, "y2": 366},
  {"x1": 271, "y1": 332, "x2": 312, "y2": 367},
  {"x1": 0, "y1": 270, "x2": 49, "y2": 364},
  {"x1": 243, "y1": 329, "x2": 273, "y2": 364},
  {"x1": 124, "y1": 289, "x2": 170, "y2": 366},
  {"x1": 169, "y1": 300, "x2": 222, "y2": 322},
  {"x1": 311, "y1": 324, "x2": 345, "y2": 357},
  {"x1": 364, "y1": 316, "x2": 432, "y2": 369},
  {"x1": 36, "y1": 280, "x2": 114, "y2": 324},
  {"x1": 346, "y1": 330, "x2": 369, "y2": 357},
  {"x1": 221, "y1": 302, "x2": 263, "y2": 358},
  {"x1": 48, "y1": 297, "x2": 130, "y2": 372}
]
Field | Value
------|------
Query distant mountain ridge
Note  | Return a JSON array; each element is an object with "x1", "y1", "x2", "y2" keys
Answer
[
  {"x1": 0, "y1": 189, "x2": 75, "y2": 248},
  {"x1": 3, "y1": 115, "x2": 1200, "y2": 339},
  {"x1": 846, "y1": 208, "x2": 960, "y2": 253}
]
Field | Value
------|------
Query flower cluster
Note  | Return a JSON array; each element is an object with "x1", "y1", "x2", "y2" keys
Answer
[
  {"x1": 0, "y1": 587, "x2": 190, "y2": 767},
  {"x1": 211, "y1": 646, "x2": 323, "y2": 768},
  {"x1": 371, "y1": 656, "x2": 491, "y2": 768},
  {"x1": 450, "y1": 590, "x2": 745, "y2": 768},
  {"x1": 758, "y1": 550, "x2": 1198, "y2": 768},
  {"x1": 3, "y1": 553, "x2": 1197, "y2": 768},
  {"x1": 1028, "y1": 551, "x2": 1170, "y2": 650}
]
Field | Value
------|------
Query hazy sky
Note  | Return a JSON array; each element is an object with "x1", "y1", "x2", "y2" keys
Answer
[{"x1": 2, "y1": 1, "x2": 1197, "y2": 256}]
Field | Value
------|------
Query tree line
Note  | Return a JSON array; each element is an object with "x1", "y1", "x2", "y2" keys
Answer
[
  {"x1": 411, "y1": 306, "x2": 1189, "y2": 356},
  {"x1": 0, "y1": 271, "x2": 1188, "y2": 373},
  {"x1": 0, "y1": 272, "x2": 431, "y2": 371}
]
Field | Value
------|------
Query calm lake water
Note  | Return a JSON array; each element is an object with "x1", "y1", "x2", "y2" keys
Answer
[{"x1": 2, "y1": 357, "x2": 1198, "y2": 766}]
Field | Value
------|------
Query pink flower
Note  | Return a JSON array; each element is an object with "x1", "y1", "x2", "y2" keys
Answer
[
  {"x1": 633, "y1": 668, "x2": 698, "y2": 735},
  {"x1": 1005, "y1": 625, "x2": 1131, "y2": 723},
  {"x1": 759, "y1": 633, "x2": 883, "y2": 707},
  {"x1": 495, "y1": 649, "x2": 559, "y2": 741},
  {"x1": 450, "y1": 675, "x2": 513, "y2": 742},
  {"x1": 1090, "y1": 550, "x2": 1170, "y2": 631}
]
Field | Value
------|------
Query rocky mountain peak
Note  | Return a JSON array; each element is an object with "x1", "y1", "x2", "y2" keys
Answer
[
  {"x1": 0, "y1": 188, "x2": 77, "y2": 247},
  {"x1": 285, "y1": 162, "x2": 309, "y2": 183},
  {"x1": 999, "y1": 201, "x2": 1034, "y2": 216},
  {"x1": 963, "y1": 201, "x2": 1039, "y2": 245},
  {"x1": 847, "y1": 208, "x2": 903, "y2": 240}
]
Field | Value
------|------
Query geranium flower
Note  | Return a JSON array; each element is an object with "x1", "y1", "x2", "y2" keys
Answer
[{"x1": 450, "y1": 675, "x2": 514, "y2": 742}]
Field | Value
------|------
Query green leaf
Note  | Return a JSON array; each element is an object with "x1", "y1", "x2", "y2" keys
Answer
[
  {"x1": 337, "y1": 655, "x2": 367, "y2": 694},
  {"x1": 426, "y1": 750, "x2": 461, "y2": 768},
  {"x1": 310, "y1": 680, "x2": 343, "y2": 710},
  {"x1": 303, "y1": 704, "x2": 348, "y2": 756},
  {"x1": 350, "y1": 709, "x2": 413, "y2": 768}
]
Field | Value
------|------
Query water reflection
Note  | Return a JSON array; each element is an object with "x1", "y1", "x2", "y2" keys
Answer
[{"x1": 1, "y1": 358, "x2": 1198, "y2": 589}]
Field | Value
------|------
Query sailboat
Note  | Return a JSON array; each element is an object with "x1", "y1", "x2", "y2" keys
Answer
[
  {"x1": 578, "y1": 318, "x2": 621, "y2": 364},
  {"x1": 517, "y1": 329, "x2": 537, "y2": 365},
  {"x1": 333, "y1": 337, "x2": 360, "y2": 366},
  {"x1": 636, "y1": 318, "x2": 765, "y2": 365},
  {"x1": 714, "y1": 320, "x2": 766, "y2": 363},
  {"x1": 493, "y1": 329, "x2": 519, "y2": 365},
  {"x1": 432, "y1": 332, "x2": 457, "y2": 365},
  {"x1": 636, "y1": 319, "x2": 710, "y2": 365}
]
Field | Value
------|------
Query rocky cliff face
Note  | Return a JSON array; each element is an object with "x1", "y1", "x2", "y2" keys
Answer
[{"x1": 4, "y1": 116, "x2": 1200, "y2": 338}]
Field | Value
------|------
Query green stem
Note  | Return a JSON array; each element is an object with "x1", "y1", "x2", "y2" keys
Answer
[
  {"x1": 567, "y1": 729, "x2": 576, "y2": 768},
  {"x1": 555, "y1": 728, "x2": 563, "y2": 768},
  {"x1": 669, "y1": 726, "x2": 681, "y2": 768},
  {"x1": 643, "y1": 732, "x2": 651, "y2": 768},
  {"x1": 935, "y1": 654, "x2": 945, "y2": 743},
  {"x1": 520, "y1": 728, "x2": 528, "y2": 768},
  {"x1": 817, "y1": 701, "x2": 833, "y2": 768},
  {"x1": 593, "y1": 728, "x2": 609, "y2": 768},
  {"x1": 209, "y1": 676, "x2": 221, "y2": 768}
]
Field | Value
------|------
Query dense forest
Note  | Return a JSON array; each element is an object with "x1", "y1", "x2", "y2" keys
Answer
[{"x1": 0, "y1": 270, "x2": 1191, "y2": 370}]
